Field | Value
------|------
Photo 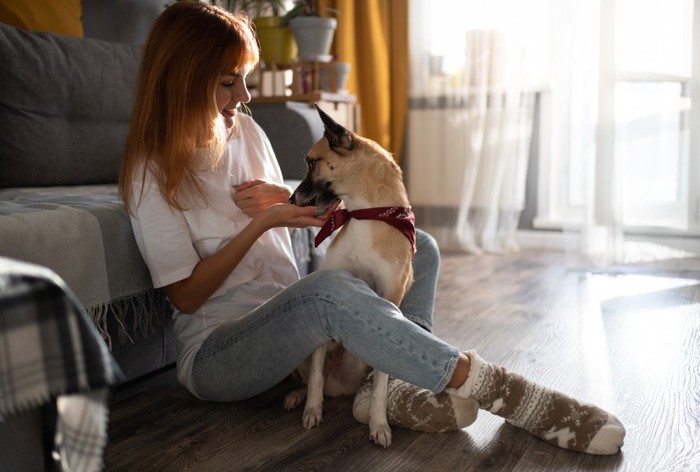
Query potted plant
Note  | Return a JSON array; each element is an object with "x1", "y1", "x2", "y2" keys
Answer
[
  {"x1": 249, "y1": 0, "x2": 298, "y2": 67},
  {"x1": 238, "y1": 0, "x2": 297, "y2": 66},
  {"x1": 282, "y1": 0, "x2": 338, "y2": 62}
]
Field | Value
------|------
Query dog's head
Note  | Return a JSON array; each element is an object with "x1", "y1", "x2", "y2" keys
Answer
[{"x1": 290, "y1": 104, "x2": 401, "y2": 208}]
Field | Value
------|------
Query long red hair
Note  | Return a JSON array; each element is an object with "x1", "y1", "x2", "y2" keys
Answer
[{"x1": 119, "y1": 2, "x2": 259, "y2": 212}]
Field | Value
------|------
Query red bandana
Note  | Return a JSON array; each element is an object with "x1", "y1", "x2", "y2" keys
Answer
[{"x1": 315, "y1": 206, "x2": 416, "y2": 255}]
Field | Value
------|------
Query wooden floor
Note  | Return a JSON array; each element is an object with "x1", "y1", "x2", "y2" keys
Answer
[{"x1": 105, "y1": 250, "x2": 700, "y2": 471}]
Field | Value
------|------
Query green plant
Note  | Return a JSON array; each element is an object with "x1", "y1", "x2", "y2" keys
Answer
[
  {"x1": 239, "y1": 0, "x2": 288, "y2": 17},
  {"x1": 281, "y1": 0, "x2": 338, "y2": 25},
  {"x1": 285, "y1": 0, "x2": 318, "y2": 17},
  {"x1": 176, "y1": 0, "x2": 288, "y2": 16}
]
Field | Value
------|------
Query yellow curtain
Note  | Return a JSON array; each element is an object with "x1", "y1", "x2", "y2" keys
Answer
[{"x1": 319, "y1": 0, "x2": 408, "y2": 164}]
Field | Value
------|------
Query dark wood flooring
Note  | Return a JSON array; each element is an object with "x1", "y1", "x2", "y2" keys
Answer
[{"x1": 105, "y1": 250, "x2": 700, "y2": 471}]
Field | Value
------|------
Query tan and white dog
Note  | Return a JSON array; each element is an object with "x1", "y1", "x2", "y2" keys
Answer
[{"x1": 286, "y1": 105, "x2": 416, "y2": 447}]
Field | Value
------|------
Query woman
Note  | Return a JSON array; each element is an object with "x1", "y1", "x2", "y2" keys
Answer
[{"x1": 119, "y1": 2, "x2": 624, "y2": 455}]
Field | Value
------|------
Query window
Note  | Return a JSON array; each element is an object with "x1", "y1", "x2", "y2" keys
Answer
[{"x1": 536, "y1": 0, "x2": 700, "y2": 235}]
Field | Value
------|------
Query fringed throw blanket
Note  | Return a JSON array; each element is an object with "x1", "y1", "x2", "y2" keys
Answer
[
  {"x1": 0, "y1": 257, "x2": 122, "y2": 471},
  {"x1": 0, "y1": 185, "x2": 170, "y2": 348}
]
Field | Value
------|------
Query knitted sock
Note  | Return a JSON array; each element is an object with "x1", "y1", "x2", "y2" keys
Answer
[
  {"x1": 446, "y1": 351, "x2": 625, "y2": 455},
  {"x1": 353, "y1": 373, "x2": 479, "y2": 433}
]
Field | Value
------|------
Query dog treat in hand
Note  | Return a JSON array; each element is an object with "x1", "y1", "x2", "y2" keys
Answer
[
  {"x1": 353, "y1": 373, "x2": 479, "y2": 433},
  {"x1": 446, "y1": 351, "x2": 626, "y2": 455}
]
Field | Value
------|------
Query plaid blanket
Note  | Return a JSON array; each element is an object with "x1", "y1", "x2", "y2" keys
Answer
[
  {"x1": 0, "y1": 185, "x2": 169, "y2": 347},
  {"x1": 0, "y1": 257, "x2": 122, "y2": 471}
]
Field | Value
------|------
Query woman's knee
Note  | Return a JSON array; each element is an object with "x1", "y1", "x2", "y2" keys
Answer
[
  {"x1": 298, "y1": 269, "x2": 368, "y2": 295},
  {"x1": 296, "y1": 270, "x2": 399, "y2": 320},
  {"x1": 415, "y1": 229, "x2": 441, "y2": 273},
  {"x1": 416, "y1": 229, "x2": 440, "y2": 256}
]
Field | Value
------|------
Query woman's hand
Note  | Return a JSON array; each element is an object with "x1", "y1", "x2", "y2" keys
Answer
[
  {"x1": 256, "y1": 200, "x2": 340, "y2": 230},
  {"x1": 233, "y1": 179, "x2": 292, "y2": 216}
]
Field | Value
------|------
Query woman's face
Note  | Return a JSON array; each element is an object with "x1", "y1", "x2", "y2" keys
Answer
[{"x1": 216, "y1": 69, "x2": 251, "y2": 128}]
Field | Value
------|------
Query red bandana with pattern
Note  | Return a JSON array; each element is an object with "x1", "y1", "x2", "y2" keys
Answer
[{"x1": 314, "y1": 206, "x2": 416, "y2": 255}]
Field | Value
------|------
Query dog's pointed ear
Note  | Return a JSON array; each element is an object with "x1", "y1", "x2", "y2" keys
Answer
[{"x1": 316, "y1": 103, "x2": 353, "y2": 153}]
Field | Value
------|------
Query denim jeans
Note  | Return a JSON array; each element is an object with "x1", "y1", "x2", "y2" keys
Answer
[{"x1": 191, "y1": 230, "x2": 460, "y2": 401}]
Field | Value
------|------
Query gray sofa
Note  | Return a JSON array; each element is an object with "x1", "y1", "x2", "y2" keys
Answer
[{"x1": 0, "y1": 22, "x2": 325, "y2": 384}]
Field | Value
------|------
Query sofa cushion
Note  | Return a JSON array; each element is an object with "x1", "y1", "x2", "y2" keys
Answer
[{"x1": 0, "y1": 22, "x2": 141, "y2": 187}]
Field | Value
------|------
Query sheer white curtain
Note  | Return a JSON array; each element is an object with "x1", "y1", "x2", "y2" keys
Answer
[
  {"x1": 408, "y1": 0, "x2": 700, "y2": 263},
  {"x1": 541, "y1": 0, "x2": 699, "y2": 267},
  {"x1": 406, "y1": 0, "x2": 544, "y2": 254}
]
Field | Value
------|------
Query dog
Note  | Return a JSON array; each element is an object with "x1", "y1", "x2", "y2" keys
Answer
[{"x1": 286, "y1": 104, "x2": 416, "y2": 447}]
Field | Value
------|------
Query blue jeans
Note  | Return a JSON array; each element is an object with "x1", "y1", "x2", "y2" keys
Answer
[{"x1": 191, "y1": 230, "x2": 460, "y2": 401}]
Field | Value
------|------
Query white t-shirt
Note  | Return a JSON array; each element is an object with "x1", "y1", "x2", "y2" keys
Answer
[{"x1": 129, "y1": 114, "x2": 300, "y2": 397}]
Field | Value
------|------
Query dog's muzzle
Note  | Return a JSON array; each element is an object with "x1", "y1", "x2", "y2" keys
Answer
[{"x1": 290, "y1": 180, "x2": 337, "y2": 208}]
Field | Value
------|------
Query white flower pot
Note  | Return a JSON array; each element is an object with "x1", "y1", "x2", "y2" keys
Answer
[{"x1": 289, "y1": 16, "x2": 337, "y2": 62}]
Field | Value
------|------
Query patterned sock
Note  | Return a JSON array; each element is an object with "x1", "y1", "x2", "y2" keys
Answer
[
  {"x1": 352, "y1": 373, "x2": 479, "y2": 433},
  {"x1": 446, "y1": 351, "x2": 625, "y2": 455}
]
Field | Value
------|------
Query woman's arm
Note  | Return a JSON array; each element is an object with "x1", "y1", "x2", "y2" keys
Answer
[{"x1": 164, "y1": 201, "x2": 337, "y2": 314}]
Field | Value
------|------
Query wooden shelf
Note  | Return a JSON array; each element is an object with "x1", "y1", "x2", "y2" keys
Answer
[
  {"x1": 252, "y1": 59, "x2": 352, "y2": 102},
  {"x1": 251, "y1": 91, "x2": 356, "y2": 105}
]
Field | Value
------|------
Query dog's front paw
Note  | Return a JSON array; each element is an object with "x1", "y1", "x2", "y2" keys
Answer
[
  {"x1": 283, "y1": 388, "x2": 307, "y2": 411},
  {"x1": 302, "y1": 404, "x2": 323, "y2": 430},
  {"x1": 369, "y1": 421, "x2": 392, "y2": 448}
]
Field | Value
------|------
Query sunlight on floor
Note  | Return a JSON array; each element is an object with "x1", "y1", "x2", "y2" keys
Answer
[
  {"x1": 577, "y1": 270, "x2": 700, "y2": 404},
  {"x1": 580, "y1": 270, "x2": 700, "y2": 403},
  {"x1": 586, "y1": 273, "x2": 699, "y2": 302},
  {"x1": 620, "y1": 240, "x2": 698, "y2": 264}
]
